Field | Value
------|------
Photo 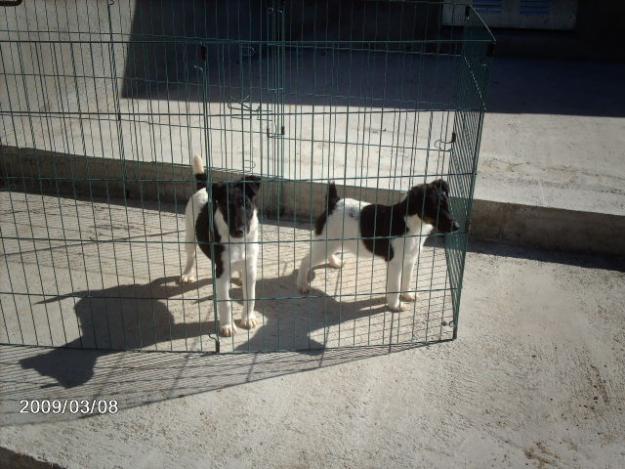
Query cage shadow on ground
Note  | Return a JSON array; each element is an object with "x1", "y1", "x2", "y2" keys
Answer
[
  {"x1": 2, "y1": 339, "x2": 433, "y2": 426},
  {"x1": 16, "y1": 276, "x2": 214, "y2": 387},
  {"x1": 3, "y1": 234, "x2": 623, "y2": 425},
  {"x1": 0, "y1": 189, "x2": 456, "y2": 353},
  {"x1": 10, "y1": 266, "x2": 440, "y2": 380},
  {"x1": 2, "y1": 227, "x2": 452, "y2": 427}
]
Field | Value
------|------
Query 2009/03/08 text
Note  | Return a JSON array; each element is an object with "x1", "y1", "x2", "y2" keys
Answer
[{"x1": 19, "y1": 399, "x2": 118, "y2": 415}]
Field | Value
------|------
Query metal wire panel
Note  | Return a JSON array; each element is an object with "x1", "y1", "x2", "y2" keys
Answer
[{"x1": 1, "y1": 1, "x2": 494, "y2": 353}]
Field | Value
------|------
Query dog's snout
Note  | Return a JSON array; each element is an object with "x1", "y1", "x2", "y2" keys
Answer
[{"x1": 233, "y1": 228, "x2": 245, "y2": 237}]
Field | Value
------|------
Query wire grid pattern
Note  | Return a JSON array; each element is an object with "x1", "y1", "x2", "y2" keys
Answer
[
  {"x1": 0, "y1": 192, "x2": 454, "y2": 352},
  {"x1": 1, "y1": 0, "x2": 494, "y2": 353}
]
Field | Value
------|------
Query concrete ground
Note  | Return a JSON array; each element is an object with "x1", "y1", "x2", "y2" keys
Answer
[
  {"x1": 2, "y1": 55, "x2": 625, "y2": 466},
  {"x1": 1, "y1": 241, "x2": 624, "y2": 468},
  {"x1": 2, "y1": 5, "x2": 625, "y2": 465}
]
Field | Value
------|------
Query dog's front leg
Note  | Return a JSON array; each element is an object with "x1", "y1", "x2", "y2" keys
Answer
[
  {"x1": 216, "y1": 270, "x2": 236, "y2": 337},
  {"x1": 239, "y1": 257, "x2": 258, "y2": 330},
  {"x1": 400, "y1": 235, "x2": 427, "y2": 302},
  {"x1": 400, "y1": 258, "x2": 417, "y2": 302},
  {"x1": 386, "y1": 257, "x2": 403, "y2": 312}
]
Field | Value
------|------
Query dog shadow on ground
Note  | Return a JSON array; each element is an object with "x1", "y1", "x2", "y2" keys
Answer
[
  {"x1": 17, "y1": 276, "x2": 213, "y2": 388},
  {"x1": 6, "y1": 272, "x2": 426, "y2": 424},
  {"x1": 225, "y1": 270, "x2": 411, "y2": 353}
]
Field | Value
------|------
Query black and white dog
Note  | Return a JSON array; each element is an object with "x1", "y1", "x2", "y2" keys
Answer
[
  {"x1": 296, "y1": 180, "x2": 459, "y2": 311},
  {"x1": 179, "y1": 155, "x2": 261, "y2": 337}
]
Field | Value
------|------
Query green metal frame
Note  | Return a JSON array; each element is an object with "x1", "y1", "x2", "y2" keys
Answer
[{"x1": 0, "y1": 1, "x2": 494, "y2": 353}]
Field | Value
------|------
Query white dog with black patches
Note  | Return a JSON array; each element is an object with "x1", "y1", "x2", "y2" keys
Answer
[
  {"x1": 179, "y1": 155, "x2": 261, "y2": 337},
  {"x1": 297, "y1": 181, "x2": 459, "y2": 311}
]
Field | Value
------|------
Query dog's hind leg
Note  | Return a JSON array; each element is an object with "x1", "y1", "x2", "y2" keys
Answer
[
  {"x1": 297, "y1": 238, "x2": 340, "y2": 293},
  {"x1": 179, "y1": 214, "x2": 197, "y2": 284},
  {"x1": 400, "y1": 260, "x2": 417, "y2": 302}
]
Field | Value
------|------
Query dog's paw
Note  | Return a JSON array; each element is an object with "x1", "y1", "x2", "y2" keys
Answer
[
  {"x1": 239, "y1": 313, "x2": 259, "y2": 330},
  {"x1": 400, "y1": 292, "x2": 417, "y2": 302},
  {"x1": 387, "y1": 302, "x2": 404, "y2": 312},
  {"x1": 230, "y1": 276, "x2": 243, "y2": 286},
  {"x1": 178, "y1": 274, "x2": 195, "y2": 284},
  {"x1": 220, "y1": 324, "x2": 237, "y2": 337},
  {"x1": 328, "y1": 255, "x2": 343, "y2": 269}
]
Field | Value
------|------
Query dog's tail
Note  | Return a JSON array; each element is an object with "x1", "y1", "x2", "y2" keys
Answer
[
  {"x1": 327, "y1": 182, "x2": 339, "y2": 210},
  {"x1": 314, "y1": 182, "x2": 340, "y2": 235},
  {"x1": 191, "y1": 154, "x2": 207, "y2": 190}
]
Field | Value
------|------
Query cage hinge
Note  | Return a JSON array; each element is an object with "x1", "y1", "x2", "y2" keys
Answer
[
  {"x1": 241, "y1": 45, "x2": 256, "y2": 58},
  {"x1": 200, "y1": 45, "x2": 208, "y2": 62},
  {"x1": 117, "y1": 112, "x2": 121, "y2": 122},
  {"x1": 266, "y1": 125, "x2": 285, "y2": 138}
]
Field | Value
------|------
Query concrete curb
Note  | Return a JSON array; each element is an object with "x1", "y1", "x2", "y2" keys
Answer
[
  {"x1": 471, "y1": 199, "x2": 625, "y2": 256},
  {"x1": 2, "y1": 147, "x2": 624, "y2": 256}
]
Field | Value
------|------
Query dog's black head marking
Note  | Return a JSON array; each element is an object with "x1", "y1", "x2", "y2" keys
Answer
[
  {"x1": 212, "y1": 176, "x2": 261, "y2": 238},
  {"x1": 195, "y1": 176, "x2": 261, "y2": 277},
  {"x1": 407, "y1": 179, "x2": 459, "y2": 233},
  {"x1": 358, "y1": 179, "x2": 459, "y2": 261}
]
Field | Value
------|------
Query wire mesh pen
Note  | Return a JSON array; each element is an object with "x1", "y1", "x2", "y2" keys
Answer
[{"x1": 0, "y1": 0, "x2": 494, "y2": 353}]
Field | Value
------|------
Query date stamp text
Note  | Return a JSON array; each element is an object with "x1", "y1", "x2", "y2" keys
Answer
[{"x1": 19, "y1": 399, "x2": 118, "y2": 415}]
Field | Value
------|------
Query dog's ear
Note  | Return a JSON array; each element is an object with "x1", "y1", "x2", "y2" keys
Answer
[
  {"x1": 239, "y1": 176, "x2": 261, "y2": 200},
  {"x1": 211, "y1": 183, "x2": 226, "y2": 205},
  {"x1": 431, "y1": 179, "x2": 450, "y2": 194}
]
